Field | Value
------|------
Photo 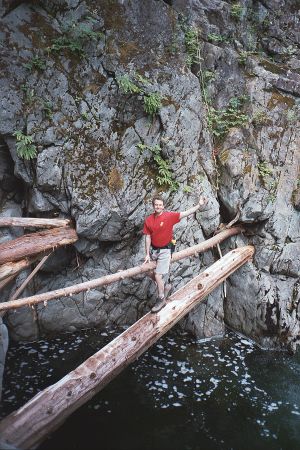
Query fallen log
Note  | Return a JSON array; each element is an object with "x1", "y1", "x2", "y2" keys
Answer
[
  {"x1": 0, "y1": 274, "x2": 16, "y2": 292},
  {"x1": 0, "y1": 226, "x2": 244, "y2": 312},
  {"x1": 0, "y1": 227, "x2": 78, "y2": 265},
  {"x1": 0, "y1": 245, "x2": 254, "y2": 450},
  {"x1": 0, "y1": 258, "x2": 38, "y2": 283},
  {"x1": 9, "y1": 254, "x2": 51, "y2": 302},
  {"x1": 0, "y1": 217, "x2": 70, "y2": 229}
]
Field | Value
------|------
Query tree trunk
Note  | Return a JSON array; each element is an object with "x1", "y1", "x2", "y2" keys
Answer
[
  {"x1": 0, "y1": 217, "x2": 70, "y2": 228},
  {"x1": 0, "y1": 227, "x2": 78, "y2": 265},
  {"x1": 0, "y1": 245, "x2": 254, "y2": 450},
  {"x1": 0, "y1": 226, "x2": 244, "y2": 312}
]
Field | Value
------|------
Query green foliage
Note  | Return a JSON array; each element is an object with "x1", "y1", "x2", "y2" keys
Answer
[
  {"x1": 143, "y1": 93, "x2": 163, "y2": 116},
  {"x1": 252, "y1": 110, "x2": 269, "y2": 126},
  {"x1": 184, "y1": 26, "x2": 199, "y2": 67},
  {"x1": 207, "y1": 97, "x2": 249, "y2": 138},
  {"x1": 134, "y1": 72, "x2": 151, "y2": 85},
  {"x1": 238, "y1": 51, "x2": 249, "y2": 65},
  {"x1": 48, "y1": 21, "x2": 103, "y2": 56},
  {"x1": 183, "y1": 185, "x2": 193, "y2": 193},
  {"x1": 116, "y1": 75, "x2": 141, "y2": 94},
  {"x1": 116, "y1": 73, "x2": 163, "y2": 117},
  {"x1": 21, "y1": 85, "x2": 35, "y2": 105},
  {"x1": 137, "y1": 143, "x2": 179, "y2": 191},
  {"x1": 230, "y1": 3, "x2": 244, "y2": 20},
  {"x1": 203, "y1": 70, "x2": 215, "y2": 83},
  {"x1": 42, "y1": 101, "x2": 53, "y2": 119},
  {"x1": 13, "y1": 131, "x2": 37, "y2": 160},
  {"x1": 81, "y1": 111, "x2": 89, "y2": 120},
  {"x1": 258, "y1": 161, "x2": 272, "y2": 179},
  {"x1": 24, "y1": 56, "x2": 46, "y2": 71},
  {"x1": 257, "y1": 162, "x2": 276, "y2": 202},
  {"x1": 286, "y1": 106, "x2": 299, "y2": 123},
  {"x1": 207, "y1": 33, "x2": 226, "y2": 44}
]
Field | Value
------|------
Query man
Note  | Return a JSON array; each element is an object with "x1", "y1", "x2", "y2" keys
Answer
[{"x1": 143, "y1": 194, "x2": 208, "y2": 313}]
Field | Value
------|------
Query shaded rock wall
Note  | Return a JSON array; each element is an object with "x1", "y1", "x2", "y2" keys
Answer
[{"x1": 0, "y1": 0, "x2": 299, "y2": 352}]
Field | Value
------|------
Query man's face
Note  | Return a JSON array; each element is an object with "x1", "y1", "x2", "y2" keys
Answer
[{"x1": 153, "y1": 200, "x2": 164, "y2": 214}]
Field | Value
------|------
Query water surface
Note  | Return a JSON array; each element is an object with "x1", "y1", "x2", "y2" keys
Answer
[{"x1": 1, "y1": 328, "x2": 300, "y2": 450}]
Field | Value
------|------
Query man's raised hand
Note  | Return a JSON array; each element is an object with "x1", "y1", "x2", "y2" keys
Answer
[{"x1": 198, "y1": 195, "x2": 208, "y2": 209}]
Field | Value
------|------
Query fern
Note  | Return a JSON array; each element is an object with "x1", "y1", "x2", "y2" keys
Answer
[
  {"x1": 116, "y1": 75, "x2": 141, "y2": 94},
  {"x1": 138, "y1": 143, "x2": 178, "y2": 191},
  {"x1": 143, "y1": 93, "x2": 163, "y2": 116},
  {"x1": 13, "y1": 131, "x2": 37, "y2": 160}
]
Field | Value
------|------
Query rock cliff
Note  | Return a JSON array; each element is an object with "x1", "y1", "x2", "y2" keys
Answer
[{"x1": 0, "y1": 0, "x2": 299, "y2": 352}]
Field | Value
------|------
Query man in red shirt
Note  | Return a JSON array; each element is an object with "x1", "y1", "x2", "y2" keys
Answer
[{"x1": 143, "y1": 194, "x2": 208, "y2": 312}]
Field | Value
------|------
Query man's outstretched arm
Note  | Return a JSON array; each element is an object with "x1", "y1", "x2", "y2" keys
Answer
[
  {"x1": 144, "y1": 234, "x2": 152, "y2": 263},
  {"x1": 179, "y1": 195, "x2": 208, "y2": 220}
]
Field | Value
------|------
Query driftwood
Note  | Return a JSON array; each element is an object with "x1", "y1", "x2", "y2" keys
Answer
[
  {"x1": 0, "y1": 217, "x2": 70, "y2": 229},
  {"x1": 0, "y1": 245, "x2": 254, "y2": 450},
  {"x1": 0, "y1": 226, "x2": 244, "y2": 312},
  {"x1": 9, "y1": 254, "x2": 51, "y2": 302},
  {"x1": 0, "y1": 227, "x2": 78, "y2": 265},
  {"x1": 0, "y1": 258, "x2": 39, "y2": 283},
  {"x1": 0, "y1": 274, "x2": 16, "y2": 291}
]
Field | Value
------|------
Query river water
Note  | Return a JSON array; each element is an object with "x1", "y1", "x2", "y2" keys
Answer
[{"x1": 1, "y1": 327, "x2": 300, "y2": 450}]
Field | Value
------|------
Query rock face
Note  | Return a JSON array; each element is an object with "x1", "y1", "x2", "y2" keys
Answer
[{"x1": 0, "y1": 0, "x2": 299, "y2": 352}]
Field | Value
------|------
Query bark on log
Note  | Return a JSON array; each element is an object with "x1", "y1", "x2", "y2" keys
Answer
[
  {"x1": 0, "y1": 226, "x2": 244, "y2": 312},
  {"x1": 0, "y1": 274, "x2": 16, "y2": 292},
  {"x1": 9, "y1": 254, "x2": 51, "y2": 302},
  {"x1": 0, "y1": 227, "x2": 78, "y2": 265},
  {"x1": 0, "y1": 245, "x2": 254, "y2": 450},
  {"x1": 0, "y1": 217, "x2": 70, "y2": 229},
  {"x1": 0, "y1": 259, "x2": 36, "y2": 282}
]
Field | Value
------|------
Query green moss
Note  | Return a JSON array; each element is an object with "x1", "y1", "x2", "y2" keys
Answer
[
  {"x1": 260, "y1": 59, "x2": 286, "y2": 75},
  {"x1": 267, "y1": 92, "x2": 295, "y2": 110},
  {"x1": 108, "y1": 167, "x2": 124, "y2": 192}
]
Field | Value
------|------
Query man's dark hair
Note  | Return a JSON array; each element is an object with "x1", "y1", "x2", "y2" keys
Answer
[{"x1": 152, "y1": 195, "x2": 164, "y2": 206}]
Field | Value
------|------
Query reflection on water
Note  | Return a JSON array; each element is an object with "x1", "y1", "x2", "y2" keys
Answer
[{"x1": 1, "y1": 328, "x2": 300, "y2": 450}]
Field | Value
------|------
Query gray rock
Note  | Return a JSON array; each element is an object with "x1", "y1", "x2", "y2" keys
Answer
[{"x1": 0, "y1": 318, "x2": 9, "y2": 402}]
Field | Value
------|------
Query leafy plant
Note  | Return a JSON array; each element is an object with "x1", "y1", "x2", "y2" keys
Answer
[
  {"x1": 21, "y1": 85, "x2": 36, "y2": 105},
  {"x1": 258, "y1": 161, "x2": 272, "y2": 179},
  {"x1": 47, "y1": 21, "x2": 103, "y2": 56},
  {"x1": 207, "y1": 97, "x2": 249, "y2": 138},
  {"x1": 183, "y1": 185, "x2": 193, "y2": 193},
  {"x1": 184, "y1": 26, "x2": 199, "y2": 67},
  {"x1": 81, "y1": 111, "x2": 89, "y2": 120},
  {"x1": 13, "y1": 131, "x2": 37, "y2": 160},
  {"x1": 137, "y1": 143, "x2": 179, "y2": 191},
  {"x1": 207, "y1": 33, "x2": 226, "y2": 44},
  {"x1": 203, "y1": 70, "x2": 215, "y2": 83},
  {"x1": 116, "y1": 75, "x2": 141, "y2": 94},
  {"x1": 134, "y1": 72, "x2": 151, "y2": 85},
  {"x1": 117, "y1": 73, "x2": 163, "y2": 117},
  {"x1": 24, "y1": 56, "x2": 46, "y2": 71},
  {"x1": 143, "y1": 92, "x2": 163, "y2": 116},
  {"x1": 231, "y1": 3, "x2": 244, "y2": 20},
  {"x1": 42, "y1": 101, "x2": 53, "y2": 119},
  {"x1": 238, "y1": 51, "x2": 249, "y2": 65},
  {"x1": 252, "y1": 110, "x2": 269, "y2": 126}
]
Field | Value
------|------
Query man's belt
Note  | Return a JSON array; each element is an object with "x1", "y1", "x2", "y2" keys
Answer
[{"x1": 151, "y1": 244, "x2": 171, "y2": 250}]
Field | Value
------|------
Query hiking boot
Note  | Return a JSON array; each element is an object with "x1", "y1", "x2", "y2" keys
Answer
[
  {"x1": 151, "y1": 297, "x2": 166, "y2": 313},
  {"x1": 164, "y1": 283, "x2": 172, "y2": 299}
]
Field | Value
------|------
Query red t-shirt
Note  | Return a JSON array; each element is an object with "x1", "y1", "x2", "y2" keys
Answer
[{"x1": 143, "y1": 211, "x2": 180, "y2": 247}]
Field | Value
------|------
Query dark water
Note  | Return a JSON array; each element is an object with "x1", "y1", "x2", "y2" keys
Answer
[{"x1": 1, "y1": 328, "x2": 300, "y2": 450}]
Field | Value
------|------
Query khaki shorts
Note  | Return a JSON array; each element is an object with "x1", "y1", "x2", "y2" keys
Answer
[{"x1": 151, "y1": 248, "x2": 171, "y2": 275}]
